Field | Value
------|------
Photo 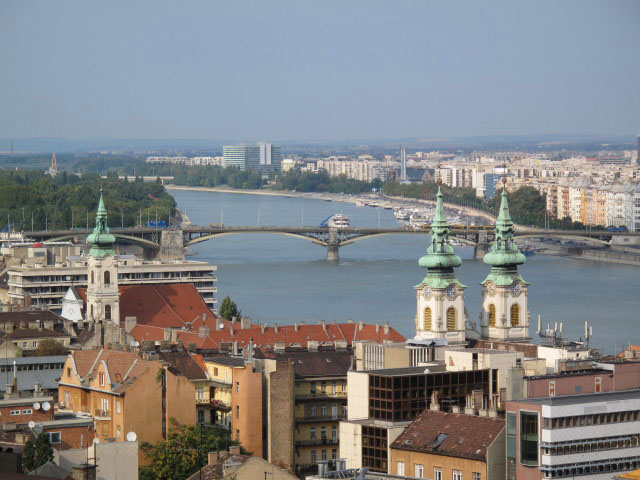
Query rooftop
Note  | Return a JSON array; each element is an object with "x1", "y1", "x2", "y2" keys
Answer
[
  {"x1": 3, "y1": 328, "x2": 69, "y2": 340},
  {"x1": 513, "y1": 388, "x2": 640, "y2": 406},
  {"x1": 391, "y1": 410, "x2": 505, "y2": 462}
]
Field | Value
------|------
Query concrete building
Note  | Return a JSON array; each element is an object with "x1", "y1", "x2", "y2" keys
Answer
[
  {"x1": 506, "y1": 389, "x2": 640, "y2": 480},
  {"x1": 185, "y1": 448, "x2": 298, "y2": 480},
  {"x1": 223, "y1": 142, "x2": 282, "y2": 173},
  {"x1": 389, "y1": 410, "x2": 505, "y2": 480}
]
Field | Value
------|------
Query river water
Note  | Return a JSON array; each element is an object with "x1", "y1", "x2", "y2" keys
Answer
[{"x1": 172, "y1": 189, "x2": 640, "y2": 355}]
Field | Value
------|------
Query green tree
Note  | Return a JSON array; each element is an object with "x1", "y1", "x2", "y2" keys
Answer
[
  {"x1": 34, "y1": 339, "x2": 68, "y2": 356},
  {"x1": 22, "y1": 433, "x2": 54, "y2": 471},
  {"x1": 139, "y1": 419, "x2": 235, "y2": 480},
  {"x1": 219, "y1": 296, "x2": 241, "y2": 320}
]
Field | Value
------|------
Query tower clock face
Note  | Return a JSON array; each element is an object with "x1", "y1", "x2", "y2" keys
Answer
[
  {"x1": 422, "y1": 286, "x2": 432, "y2": 299},
  {"x1": 446, "y1": 284, "x2": 457, "y2": 300},
  {"x1": 510, "y1": 282, "x2": 521, "y2": 296}
]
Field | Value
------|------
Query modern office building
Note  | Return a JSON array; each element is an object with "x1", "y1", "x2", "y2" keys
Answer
[
  {"x1": 505, "y1": 389, "x2": 640, "y2": 480},
  {"x1": 258, "y1": 142, "x2": 283, "y2": 168},
  {"x1": 223, "y1": 142, "x2": 281, "y2": 172}
]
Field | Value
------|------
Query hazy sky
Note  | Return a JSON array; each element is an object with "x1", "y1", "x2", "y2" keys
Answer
[{"x1": 1, "y1": 0, "x2": 639, "y2": 141}]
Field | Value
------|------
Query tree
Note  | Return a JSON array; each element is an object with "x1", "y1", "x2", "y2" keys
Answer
[
  {"x1": 22, "y1": 433, "x2": 54, "y2": 471},
  {"x1": 139, "y1": 419, "x2": 235, "y2": 480},
  {"x1": 34, "y1": 339, "x2": 68, "y2": 356},
  {"x1": 219, "y1": 296, "x2": 241, "y2": 321}
]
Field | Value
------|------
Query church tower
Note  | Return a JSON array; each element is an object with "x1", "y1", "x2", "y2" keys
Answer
[
  {"x1": 480, "y1": 182, "x2": 530, "y2": 341},
  {"x1": 85, "y1": 191, "x2": 120, "y2": 324},
  {"x1": 414, "y1": 187, "x2": 466, "y2": 344}
]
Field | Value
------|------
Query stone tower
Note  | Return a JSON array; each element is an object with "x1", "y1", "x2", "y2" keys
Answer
[
  {"x1": 85, "y1": 191, "x2": 119, "y2": 324},
  {"x1": 414, "y1": 187, "x2": 466, "y2": 344},
  {"x1": 480, "y1": 183, "x2": 530, "y2": 341}
]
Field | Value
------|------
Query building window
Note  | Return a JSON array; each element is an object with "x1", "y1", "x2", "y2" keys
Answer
[
  {"x1": 321, "y1": 449, "x2": 327, "y2": 461},
  {"x1": 91, "y1": 271, "x2": 94, "y2": 284},
  {"x1": 321, "y1": 381, "x2": 327, "y2": 393},
  {"x1": 489, "y1": 304, "x2": 496, "y2": 327},
  {"x1": 549, "y1": 381, "x2": 556, "y2": 397},
  {"x1": 64, "y1": 391, "x2": 71, "y2": 407},
  {"x1": 235, "y1": 382, "x2": 239, "y2": 393},
  {"x1": 116, "y1": 401, "x2": 121, "y2": 414},
  {"x1": 397, "y1": 462, "x2": 405, "y2": 476},
  {"x1": 99, "y1": 373, "x2": 105, "y2": 386},
  {"x1": 332, "y1": 425, "x2": 337, "y2": 441},
  {"x1": 116, "y1": 425, "x2": 121, "y2": 438},
  {"x1": 311, "y1": 382, "x2": 316, "y2": 394},
  {"x1": 511, "y1": 303, "x2": 520, "y2": 326},
  {"x1": 595, "y1": 377, "x2": 602, "y2": 393},
  {"x1": 66, "y1": 367, "x2": 71, "y2": 377},
  {"x1": 310, "y1": 427, "x2": 316, "y2": 439},
  {"x1": 320, "y1": 426, "x2": 327, "y2": 439},
  {"x1": 197, "y1": 387, "x2": 205, "y2": 400},
  {"x1": 521, "y1": 411, "x2": 539, "y2": 466},
  {"x1": 446, "y1": 307, "x2": 456, "y2": 331},
  {"x1": 321, "y1": 405, "x2": 327, "y2": 416},
  {"x1": 424, "y1": 307, "x2": 432, "y2": 330},
  {"x1": 101, "y1": 423, "x2": 109, "y2": 436},
  {"x1": 434, "y1": 467, "x2": 442, "y2": 480},
  {"x1": 32, "y1": 341, "x2": 37, "y2": 348},
  {"x1": 197, "y1": 410, "x2": 205, "y2": 424},
  {"x1": 311, "y1": 450, "x2": 317, "y2": 463},
  {"x1": 453, "y1": 470, "x2": 462, "y2": 480},
  {"x1": 473, "y1": 473, "x2": 481, "y2": 480},
  {"x1": 101, "y1": 398, "x2": 109, "y2": 412},
  {"x1": 23, "y1": 341, "x2": 27, "y2": 348},
  {"x1": 414, "y1": 464, "x2": 424, "y2": 478},
  {"x1": 104, "y1": 270, "x2": 111, "y2": 285},
  {"x1": 47, "y1": 432, "x2": 61, "y2": 444},
  {"x1": 105, "y1": 304, "x2": 111, "y2": 320},
  {"x1": 310, "y1": 405, "x2": 317, "y2": 417},
  {"x1": 235, "y1": 406, "x2": 239, "y2": 419},
  {"x1": 332, "y1": 448, "x2": 337, "y2": 460},
  {"x1": 214, "y1": 367, "x2": 218, "y2": 376},
  {"x1": 10, "y1": 410, "x2": 20, "y2": 416},
  {"x1": 22, "y1": 409, "x2": 32, "y2": 415}
]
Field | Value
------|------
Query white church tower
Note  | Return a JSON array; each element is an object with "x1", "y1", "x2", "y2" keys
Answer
[
  {"x1": 480, "y1": 180, "x2": 530, "y2": 341},
  {"x1": 414, "y1": 187, "x2": 466, "y2": 344},
  {"x1": 85, "y1": 191, "x2": 120, "y2": 324}
]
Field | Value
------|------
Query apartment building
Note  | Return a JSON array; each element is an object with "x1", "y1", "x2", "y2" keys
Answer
[
  {"x1": 389, "y1": 410, "x2": 505, "y2": 480},
  {"x1": 58, "y1": 348, "x2": 195, "y2": 454},
  {"x1": 7, "y1": 255, "x2": 217, "y2": 311},
  {"x1": 506, "y1": 389, "x2": 640, "y2": 480}
]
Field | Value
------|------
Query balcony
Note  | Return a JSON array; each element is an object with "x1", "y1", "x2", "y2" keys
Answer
[
  {"x1": 210, "y1": 399, "x2": 231, "y2": 411},
  {"x1": 295, "y1": 414, "x2": 346, "y2": 424},
  {"x1": 295, "y1": 437, "x2": 339, "y2": 447},
  {"x1": 94, "y1": 409, "x2": 111, "y2": 420},
  {"x1": 295, "y1": 391, "x2": 347, "y2": 401}
]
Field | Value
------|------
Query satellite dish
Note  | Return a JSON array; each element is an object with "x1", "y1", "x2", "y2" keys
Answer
[
  {"x1": 28, "y1": 421, "x2": 35, "y2": 429},
  {"x1": 42, "y1": 402, "x2": 51, "y2": 411},
  {"x1": 126, "y1": 431, "x2": 137, "y2": 442},
  {"x1": 33, "y1": 402, "x2": 41, "y2": 410},
  {"x1": 93, "y1": 438, "x2": 100, "y2": 444}
]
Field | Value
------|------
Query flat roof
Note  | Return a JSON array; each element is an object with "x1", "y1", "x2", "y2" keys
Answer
[{"x1": 514, "y1": 388, "x2": 640, "y2": 406}]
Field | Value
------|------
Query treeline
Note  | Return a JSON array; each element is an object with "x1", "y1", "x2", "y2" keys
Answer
[
  {"x1": 0, "y1": 170, "x2": 176, "y2": 231},
  {"x1": 274, "y1": 169, "x2": 381, "y2": 193}
]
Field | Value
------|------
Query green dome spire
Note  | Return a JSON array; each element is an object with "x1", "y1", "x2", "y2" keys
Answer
[
  {"x1": 417, "y1": 187, "x2": 464, "y2": 288},
  {"x1": 87, "y1": 190, "x2": 116, "y2": 258},
  {"x1": 482, "y1": 185, "x2": 527, "y2": 285}
]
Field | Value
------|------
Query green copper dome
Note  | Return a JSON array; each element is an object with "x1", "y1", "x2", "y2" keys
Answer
[
  {"x1": 417, "y1": 187, "x2": 465, "y2": 289},
  {"x1": 482, "y1": 187, "x2": 527, "y2": 286},
  {"x1": 87, "y1": 190, "x2": 116, "y2": 258}
]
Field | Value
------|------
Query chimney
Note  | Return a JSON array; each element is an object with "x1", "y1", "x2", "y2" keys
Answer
[
  {"x1": 274, "y1": 342, "x2": 286, "y2": 353},
  {"x1": 430, "y1": 390, "x2": 440, "y2": 411},
  {"x1": 228, "y1": 446, "x2": 241, "y2": 455},
  {"x1": 208, "y1": 451, "x2": 219, "y2": 466},
  {"x1": 240, "y1": 317, "x2": 252, "y2": 329},
  {"x1": 308, "y1": 341, "x2": 318, "y2": 351},
  {"x1": 44, "y1": 320, "x2": 54, "y2": 330},
  {"x1": 358, "y1": 321, "x2": 364, "y2": 332},
  {"x1": 320, "y1": 320, "x2": 326, "y2": 332},
  {"x1": 294, "y1": 323, "x2": 299, "y2": 332},
  {"x1": 163, "y1": 328, "x2": 172, "y2": 341},
  {"x1": 171, "y1": 329, "x2": 179, "y2": 343},
  {"x1": 188, "y1": 343, "x2": 197, "y2": 352},
  {"x1": 12, "y1": 360, "x2": 18, "y2": 392},
  {"x1": 231, "y1": 316, "x2": 237, "y2": 326},
  {"x1": 177, "y1": 339, "x2": 184, "y2": 350},
  {"x1": 261, "y1": 324, "x2": 267, "y2": 334},
  {"x1": 72, "y1": 464, "x2": 97, "y2": 480},
  {"x1": 347, "y1": 319, "x2": 354, "y2": 324},
  {"x1": 274, "y1": 323, "x2": 279, "y2": 334},
  {"x1": 375, "y1": 323, "x2": 380, "y2": 333},
  {"x1": 233, "y1": 340, "x2": 239, "y2": 356},
  {"x1": 384, "y1": 322, "x2": 390, "y2": 335},
  {"x1": 124, "y1": 316, "x2": 137, "y2": 334},
  {"x1": 198, "y1": 326, "x2": 210, "y2": 338}
]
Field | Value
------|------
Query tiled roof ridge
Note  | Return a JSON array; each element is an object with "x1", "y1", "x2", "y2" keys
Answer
[
  {"x1": 151, "y1": 284, "x2": 185, "y2": 326},
  {"x1": 86, "y1": 349, "x2": 104, "y2": 378}
]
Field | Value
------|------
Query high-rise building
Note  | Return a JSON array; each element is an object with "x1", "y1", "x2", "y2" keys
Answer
[
  {"x1": 400, "y1": 147, "x2": 407, "y2": 183},
  {"x1": 637, "y1": 133, "x2": 639, "y2": 164},
  {"x1": 223, "y1": 142, "x2": 281, "y2": 172}
]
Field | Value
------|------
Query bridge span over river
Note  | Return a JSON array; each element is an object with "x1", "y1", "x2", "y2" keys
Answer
[{"x1": 23, "y1": 225, "x2": 640, "y2": 261}]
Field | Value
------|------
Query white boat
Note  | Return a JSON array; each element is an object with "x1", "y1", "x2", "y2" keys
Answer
[
  {"x1": 409, "y1": 212, "x2": 431, "y2": 229},
  {"x1": 356, "y1": 200, "x2": 365, "y2": 207},
  {"x1": 393, "y1": 208, "x2": 411, "y2": 220},
  {"x1": 367, "y1": 202, "x2": 379, "y2": 207},
  {"x1": 328, "y1": 214, "x2": 351, "y2": 228}
]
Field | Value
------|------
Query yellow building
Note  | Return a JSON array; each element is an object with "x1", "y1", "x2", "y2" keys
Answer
[{"x1": 201, "y1": 357, "x2": 247, "y2": 430}]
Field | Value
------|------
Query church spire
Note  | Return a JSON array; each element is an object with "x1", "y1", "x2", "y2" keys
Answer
[
  {"x1": 483, "y1": 182, "x2": 526, "y2": 283},
  {"x1": 87, "y1": 190, "x2": 116, "y2": 258},
  {"x1": 418, "y1": 187, "x2": 464, "y2": 288}
]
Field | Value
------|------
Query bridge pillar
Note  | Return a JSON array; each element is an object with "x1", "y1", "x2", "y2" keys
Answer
[
  {"x1": 327, "y1": 228, "x2": 339, "y2": 262},
  {"x1": 157, "y1": 229, "x2": 185, "y2": 260},
  {"x1": 474, "y1": 230, "x2": 490, "y2": 259}
]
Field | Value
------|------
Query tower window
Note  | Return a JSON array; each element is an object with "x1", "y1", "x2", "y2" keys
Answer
[
  {"x1": 91, "y1": 271, "x2": 94, "y2": 284},
  {"x1": 90, "y1": 304, "x2": 94, "y2": 319},
  {"x1": 105, "y1": 304, "x2": 112, "y2": 320},
  {"x1": 424, "y1": 307, "x2": 432, "y2": 331},
  {"x1": 104, "y1": 270, "x2": 111, "y2": 285},
  {"x1": 446, "y1": 307, "x2": 456, "y2": 331},
  {"x1": 511, "y1": 303, "x2": 520, "y2": 327},
  {"x1": 489, "y1": 304, "x2": 496, "y2": 327}
]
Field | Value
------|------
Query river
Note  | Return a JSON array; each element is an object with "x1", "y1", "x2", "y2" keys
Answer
[{"x1": 171, "y1": 189, "x2": 640, "y2": 355}]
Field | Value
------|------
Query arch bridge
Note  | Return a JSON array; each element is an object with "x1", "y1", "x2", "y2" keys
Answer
[{"x1": 22, "y1": 226, "x2": 639, "y2": 261}]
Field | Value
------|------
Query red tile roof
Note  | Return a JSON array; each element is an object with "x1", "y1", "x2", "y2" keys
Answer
[
  {"x1": 77, "y1": 284, "x2": 219, "y2": 329},
  {"x1": 128, "y1": 321, "x2": 405, "y2": 350},
  {"x1": 391, "y1": 410, "x2": 505, "y2": 462}
]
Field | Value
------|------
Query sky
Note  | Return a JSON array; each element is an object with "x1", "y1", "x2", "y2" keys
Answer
[{"x1": 0, "y1": 0, "x2": 639, "y2": 142}]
